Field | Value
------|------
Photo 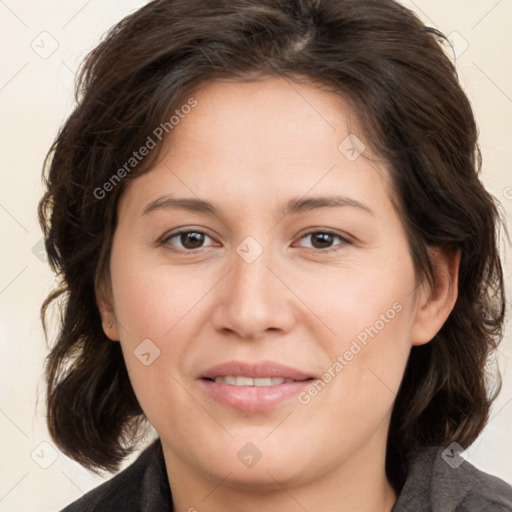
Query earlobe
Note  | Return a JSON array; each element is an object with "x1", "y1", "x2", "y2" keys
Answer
[
  {"x1": 96, "y1": 290, "x2": 120, "y2": 342},
  {"x1": 410, "y1": 247, "x2": 461, "y2": 347},
  {"x1": 102, "y1": 316, "x2": 120, "y2": 341}
]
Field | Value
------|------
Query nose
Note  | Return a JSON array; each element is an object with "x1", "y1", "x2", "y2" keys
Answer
[{"x1": 210, "y1": 242, "x2": 297, "y2": 340}]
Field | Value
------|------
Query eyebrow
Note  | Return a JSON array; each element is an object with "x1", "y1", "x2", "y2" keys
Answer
[{"x1": 142, "y1": 194, "x2": 374, "y2": 218}]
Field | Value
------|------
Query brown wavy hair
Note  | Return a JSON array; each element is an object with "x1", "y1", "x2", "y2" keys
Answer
[{"x1": 38, "y1": 0, "x2": 506, "y2": 491}]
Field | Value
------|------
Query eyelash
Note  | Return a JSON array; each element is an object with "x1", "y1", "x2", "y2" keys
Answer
[{"x1": 158, "y1": 228, "x2": 351, "y2": 254}]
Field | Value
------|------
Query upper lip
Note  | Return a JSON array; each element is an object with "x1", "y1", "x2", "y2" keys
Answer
[{"x1": 200, "y1": 360, "x2": 313, "y2": 381}]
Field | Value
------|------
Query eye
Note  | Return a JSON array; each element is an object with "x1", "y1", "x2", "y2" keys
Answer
[
  {"x1": 161, "y1": 230, "x2": 216, "y2": 251},
  {"x1": 295, "y1": 230, "x2": 350, "y2": 252},
  {"x1": 159, "y1": 228, "x2": 350, "y2": 253}
]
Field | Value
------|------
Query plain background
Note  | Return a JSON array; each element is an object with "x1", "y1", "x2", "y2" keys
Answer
[{"x1": 0, "y1": 1, "x2": 511, "y2": 510}]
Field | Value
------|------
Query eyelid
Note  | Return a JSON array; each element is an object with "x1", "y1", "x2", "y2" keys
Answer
[
  {"x1": 158, "y1": 227, "x2": 352, "y2": 253},
  {"x1": 293, "y1": 228, "x2": 352, "y2": 250},
  {"x1": 295, "y1": 227, "x2": 351, "y2": 240},
  {"x1": 158, "y1": 228, "x2": 217, "y2": 250}
]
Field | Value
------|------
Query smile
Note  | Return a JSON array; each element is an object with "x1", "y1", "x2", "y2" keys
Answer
[
  {"x1": 198, "y1": 361, "x2": 316, "y2": 411},
  {"x1": 209, "y1": 376, "x2": 296, "y2": 386}
]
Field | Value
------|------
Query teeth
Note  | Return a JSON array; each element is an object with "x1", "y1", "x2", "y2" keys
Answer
[
  {"x1": 254, "y1": 378, "x2": 275, "y2": 386},
  {"x1": 236, "y1": 376, "x2": 254, "y2": 386},
  {"x1": 213, "y1": 376, "x2": 292, "y2": 386}
]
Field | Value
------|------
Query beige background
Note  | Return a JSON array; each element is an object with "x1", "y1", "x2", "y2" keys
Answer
[{"x1": 0, "y1": 1, "x2": 511, "y2": 510}]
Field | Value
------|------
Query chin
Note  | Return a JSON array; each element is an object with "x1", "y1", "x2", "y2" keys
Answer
[
  {"x1": 207, "y1": 459, "x2": 307, "y2": 490},
  {"x1": 200, "y1": 438, "x2": 316, "y2": 486}
]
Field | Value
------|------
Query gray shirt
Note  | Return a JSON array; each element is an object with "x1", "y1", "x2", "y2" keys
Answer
[
  {"x1": 61, "y1": 438, "x2": 512, "y2": 511},
  {"x1": 391, "y1": 445, "x2": 512, "y2": 511}
]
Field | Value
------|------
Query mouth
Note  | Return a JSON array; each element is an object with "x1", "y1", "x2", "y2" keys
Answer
[
  {"x1": 199, "y1": 361, "x2": 315, "y2": 411},
  {"x1": 204, "y1": 376, "x2": 303, "y2": 386}
]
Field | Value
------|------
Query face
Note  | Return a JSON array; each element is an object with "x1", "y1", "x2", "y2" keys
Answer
[{"x1": 101, "y1": 77, "x2": 446, "y2": 490}]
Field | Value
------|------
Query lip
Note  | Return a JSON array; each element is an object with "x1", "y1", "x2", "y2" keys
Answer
[
  {"x1": 200, "y1": 360, "x2": 313, "y2": 381},
  {"x1": 198, "y1": 360, "x2": 314, "y2": 412}
]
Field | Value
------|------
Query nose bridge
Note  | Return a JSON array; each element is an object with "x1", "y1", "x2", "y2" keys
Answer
[
  {"x1": 231, "y1": 236, "x2": 279, "y2": 311},
  {"x1": 232, "y1": 240, "x2": 273, "y2": 301},
  {"x1": 211, "y1": 234, "x2": 295, "y2": 338}
]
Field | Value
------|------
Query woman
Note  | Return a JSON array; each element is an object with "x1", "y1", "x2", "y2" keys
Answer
[{"x1": 39, "y1": 0, "x2": 512, "y2": 510}]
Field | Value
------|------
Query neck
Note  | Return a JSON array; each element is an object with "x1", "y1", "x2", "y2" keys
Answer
[{"x1": 163, "y1": 429, "x2": 397, "y2": 512}]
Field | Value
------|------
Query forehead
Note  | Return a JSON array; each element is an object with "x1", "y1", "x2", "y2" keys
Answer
[
  {"x1": 117, "y1": 77, "x2": 396, "y2": 220},
  {"x1": 169, "y1": 77, "x2": 361, "y2": 153}
]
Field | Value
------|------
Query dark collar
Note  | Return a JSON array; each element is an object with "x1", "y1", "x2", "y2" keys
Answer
[{"x1": 63, "y1": 438, "x2": 512, "y2": 511}]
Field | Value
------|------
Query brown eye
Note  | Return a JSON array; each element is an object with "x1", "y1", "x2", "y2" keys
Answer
[
  {"x1": 296, "y1": 230, "x2": 349, "y2": 251},
  {"x1": 163, "y1": 230, "x2": 213, "y2": 251}
]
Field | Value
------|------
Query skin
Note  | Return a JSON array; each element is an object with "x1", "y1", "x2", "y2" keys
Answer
[{"x1": 98, "y1": 77, "x2": 460, "y2": 512}]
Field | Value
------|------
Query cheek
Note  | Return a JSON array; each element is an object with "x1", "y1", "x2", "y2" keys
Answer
[
  {"x1": 108, "y1": 249, "x2": 216, "y2": 414},
  {"x1": 109, "y1": 258, "x2": 197, "y2": 428},
  {"x1": 301, "y1": 251, "x2": 416, "y2": 352},
  {"x1": 109, "y1": 249, "x2": 208, "y2": 343},
  {"x1": 299, "y1": 250, "x2": 417, "y2": 410},
  {"x1": 317, "y1": 297, "x2": 412, "y2": 401},
  {"x1": 297, "y1": 300, "x2": 414, "y2": 454},
  {"x1": 341, "y1": 301, "x2": 413, "y2": 397}
]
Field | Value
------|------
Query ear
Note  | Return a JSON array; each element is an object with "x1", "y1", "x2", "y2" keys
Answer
[
  {"x1": 410, "y1": 247, "x2": 461, "y2": 347},
  {"x1": 96, "y1": 282, "x2": 120, "y2": 341}
]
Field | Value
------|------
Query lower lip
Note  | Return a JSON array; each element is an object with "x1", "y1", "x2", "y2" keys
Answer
[{"x1": 199, "y1": 379, "x2": 313, "y2": 411}]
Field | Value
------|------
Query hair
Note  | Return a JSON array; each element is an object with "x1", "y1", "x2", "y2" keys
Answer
[{"x1": 38, "y1": 0, "x2": 506, "y2": 491}]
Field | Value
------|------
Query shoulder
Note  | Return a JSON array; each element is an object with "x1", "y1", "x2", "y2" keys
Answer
[
  {"x1": 394, "y1": 445, "x2": 512, "y2": 512},
  {"x1": 60, "y1": 438, "x2": 172, "y2": 512}
]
